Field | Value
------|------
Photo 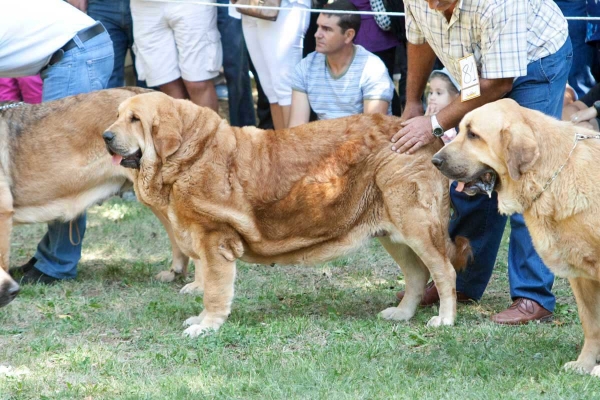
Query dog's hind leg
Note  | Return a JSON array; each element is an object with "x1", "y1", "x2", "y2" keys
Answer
[
  {"x1": 150, "y1": 207, "x2": 190, "y2": 282},
  {"x1": 378, "y1": 238, "x2": 429, "y2": 322},
  {"x1": 564, "y1": 277, "x2": 600, "y2": 376}
]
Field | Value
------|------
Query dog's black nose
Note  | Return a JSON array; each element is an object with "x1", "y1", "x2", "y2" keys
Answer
[
  {"x1": 9, "y1": 283, "x2": 20, "y2": 299},
  {"x1": 103, "y1": 131, "x2": 115, "y2": 143},
  {"x1": 431, "y1": 155, "x2": 444, "y2": 169}
]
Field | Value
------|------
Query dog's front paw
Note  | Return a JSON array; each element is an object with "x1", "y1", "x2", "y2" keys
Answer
[
  {"x1": 183, "y1": 323, "x2": 218, "y2": 338},
  {"x1": 379, "y1": 306, "x2": 414, "y2": 321},
  {"x1": 180, "y1": 281, "x2": 204, "y2": 295},
  {"x1": 564, "y1": 360, "x2": 594, "y2": 375},
  {"x1": 183, "y1": 315, "x2": 204, "y2": 327},
  {"x1": 426, "y1": 316, "x2": 454, "y2": 327},
  {"x1": 155, "y1": 270, "x2": 177, "y2": 283}
]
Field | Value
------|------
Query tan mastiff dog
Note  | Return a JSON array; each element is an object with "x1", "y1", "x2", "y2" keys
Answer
[
  {"x1": 433, "y1": 98, "x2": 600, "y2": 377},
  {"x1": 103, "y1": 92, "x2": 470, "y2": 337},
  {"x1": 0, "y1": 88, "x2": 188, "y2": 307}
]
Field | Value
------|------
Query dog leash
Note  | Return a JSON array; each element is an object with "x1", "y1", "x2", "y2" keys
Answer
[
  {"x1": 0, "y1": 102, "x2": 25, "y2": 111},
  {"x1": 531, "y1": 132, "x2": 600, "y2": 202}
]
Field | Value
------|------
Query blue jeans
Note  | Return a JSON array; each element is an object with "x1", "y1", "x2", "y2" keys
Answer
[
  {"x1": 554, "y1": 0, "x2": 596, "y2": 98},
  {"x1": 37, "y1": 25, "x2": 114, "y2": 279},
  {"x1": 451, "y1": 38, "x2": 573, "y2": 312},
  {"x1": 88, "y1": 0, "x2": 134, "y2": 88},
  {"x1": 217, "y1": 0, "x2": 256, "y2": 127}
]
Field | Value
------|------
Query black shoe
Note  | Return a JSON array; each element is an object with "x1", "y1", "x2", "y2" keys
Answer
[
  {"x1": 19, "y1": 267, "x2": 60, "y2": 285},
  {"x1": 9, "y1": 257, "x2": 37, "y2": 278}
]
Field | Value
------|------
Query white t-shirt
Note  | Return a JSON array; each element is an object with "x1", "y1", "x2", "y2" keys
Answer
[{"x1": 0, "y1": 0, "x2": 95, "y2": 77}]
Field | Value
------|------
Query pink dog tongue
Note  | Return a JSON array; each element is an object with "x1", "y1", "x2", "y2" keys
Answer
[
  {"x1": 112, "y1": 154, "x2": 123, "y2": 166},
  {"x1": 455, "y1": 181, "x2": 465, "y2": 192}
]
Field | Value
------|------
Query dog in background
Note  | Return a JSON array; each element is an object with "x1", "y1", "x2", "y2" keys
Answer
[{"x1": 0, "y1": 88, "x2": 187, "y2": 307}]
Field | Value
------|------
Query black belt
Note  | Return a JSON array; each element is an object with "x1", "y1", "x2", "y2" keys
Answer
[{"x1": 47, "y1": 23, "x2": 106, "y2": 66}]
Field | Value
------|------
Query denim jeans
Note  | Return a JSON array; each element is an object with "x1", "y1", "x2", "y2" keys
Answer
[
  {"x1": 37, "y1": 26, "x2": 114, "y2": 279},
  {"x1": 450, "y1": 38, "x2": 573, "y2": 312},
  {"x1": 217, "y1": 0, "x2": 256, "y2": 127},
  {"x1": 88, "y1": 0, "x2": 134, "y2": 88},
  {"x1": 554, "y1": 0, "x2": 596, "y2": 99}
]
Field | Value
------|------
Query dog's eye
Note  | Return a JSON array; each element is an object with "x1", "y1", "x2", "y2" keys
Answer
[
  {"x1": 467, "y1": 130, "x2": 479, "y2": 140},
  {"x1": 131, "y1": 115, "x2": 140, "y2": 123}
]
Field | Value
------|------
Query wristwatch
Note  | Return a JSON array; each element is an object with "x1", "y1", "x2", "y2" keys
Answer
[
  {"x1": 593, "y1": 100, "x2": 600, "y2": 117},
  {"x1": 431, "y1": 115, "x2": 444, "y2": 138}
]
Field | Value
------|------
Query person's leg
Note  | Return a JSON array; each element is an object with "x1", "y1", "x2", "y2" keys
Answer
[
  {"x1": 33, "y1": 26, "x2": 114, "y2": 281},
  {"x1": 171, "y1": 2, "x2": 221, "y2": 111},
  {"x1": 0, "y1": 78, "x2": 22, "y2": 102},
  {"x1": 217, "y1": 0, "x2": 255, "y2": 127},
  {"x1": 554, "y1": 0, "x2": 595, "y2": 99},
  {"x1": 257, "y1": 2, "x2": 309, "y2": 129},
  {"x1": 159, "y1": 78, "x2": 189, "y2": 99},
  {"x1": 16, "y1": 75, "x2": 43, "y2": 104},
  {"x1": 498, "y1": 38, "x2": 573, "y2": 313},
  {"x1": 451, "y1": 186, "x2": 508, "y2": 301},
  {"x1": 249, "y1": 58, "x2": 273, "y2": 130}
]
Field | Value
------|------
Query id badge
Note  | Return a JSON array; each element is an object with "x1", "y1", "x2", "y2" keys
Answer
[{"x1": 458, "y1": 54, "x2": 480, "y2": 102}]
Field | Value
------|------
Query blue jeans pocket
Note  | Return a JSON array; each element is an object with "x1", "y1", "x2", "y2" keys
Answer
[
  {"x1": 539, "y1": 47, "x2": 573, "y2": 83},
  {"x1": 86, "y1": 53, "x2": 114, "y2": 91}
]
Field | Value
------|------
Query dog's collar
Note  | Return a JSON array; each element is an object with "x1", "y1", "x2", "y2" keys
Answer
[
  {"x1": 531, "y1": 132, "x2": 600, "y2": 203},
  {"x1": 0, "y1": 102, "x2": 25, "y2": 111}
]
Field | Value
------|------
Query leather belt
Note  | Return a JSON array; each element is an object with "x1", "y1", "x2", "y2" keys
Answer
[{"x1": 47, "y1": 23, "x2": 106, "y2": 66}]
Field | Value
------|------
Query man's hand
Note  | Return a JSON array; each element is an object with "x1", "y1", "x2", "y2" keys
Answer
[{"x1": 391, "y1": 115, "x2": 436, "y2": 154}]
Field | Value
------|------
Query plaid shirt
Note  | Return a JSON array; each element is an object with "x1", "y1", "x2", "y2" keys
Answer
[{"x1": 404, "y1": 0, "x2": 568, "y2": 83}]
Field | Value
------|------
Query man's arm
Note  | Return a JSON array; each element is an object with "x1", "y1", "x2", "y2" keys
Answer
[
  {"x1": 287, "y1": 90, "x2": 311, "y2": 128},
  {"x1": 402, "y1": 42, "x2": 437, "y2": 121},
  {"x1": 391, "y1": 76, "x2": 513, "y2": 154},
  {"x1": 364, "y1": 99, "x2": 389, "y2": 115}
]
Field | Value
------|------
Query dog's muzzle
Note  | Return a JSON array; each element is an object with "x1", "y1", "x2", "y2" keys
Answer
[
  {"x1": 103, "y1": 131, "x2": 142, "y2": 169},
  {"x1": 432, "y1": 155, "x2": 498, "y2": 197},
  {"x1": 0, "y1": 279, "x2": 20, "y2": 307}
]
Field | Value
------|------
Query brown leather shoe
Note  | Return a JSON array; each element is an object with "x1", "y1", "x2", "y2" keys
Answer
[
  {"x1": 395, "y1": 281, "x2": 474, "y2": 306},
  {"x1": 491, "y1": 298, "x2": 553, "y2": 325}
]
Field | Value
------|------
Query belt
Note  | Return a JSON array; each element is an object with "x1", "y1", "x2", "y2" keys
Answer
[
  {"x1": 62, "y1": 23, "x2": 106, "y2": 52},
  {"x1": 47, "y1": 23, "x2": 106, "y2": 66}
]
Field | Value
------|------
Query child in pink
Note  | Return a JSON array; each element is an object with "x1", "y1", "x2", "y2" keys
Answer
[{"x1": 0, "y1": 75, "x2": 43, "y2": 103}]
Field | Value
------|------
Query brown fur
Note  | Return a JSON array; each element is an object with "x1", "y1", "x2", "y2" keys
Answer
[
  {"x1": 0, "y1": 88, "x2": 188, "y2": 307},
  {"x1": 105, "y1": 92, "x2": 470, "y2": 337},
  {"x1": 435, "y1": 98, "x2": 600, "y2": 377}
]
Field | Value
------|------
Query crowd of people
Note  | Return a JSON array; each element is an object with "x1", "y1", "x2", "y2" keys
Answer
[{"x1": 2, "y1": 0, "x2": 600, "y2": 327}]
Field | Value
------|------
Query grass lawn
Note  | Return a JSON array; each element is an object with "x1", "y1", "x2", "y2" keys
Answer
[{"x1": 1, "y1": 197, "x2": 599, "y2": 399}]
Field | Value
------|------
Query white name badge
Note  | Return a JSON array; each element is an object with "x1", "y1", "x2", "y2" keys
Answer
[{"x1": 458, "y1": 54, "x2": 480, "y2": 102}]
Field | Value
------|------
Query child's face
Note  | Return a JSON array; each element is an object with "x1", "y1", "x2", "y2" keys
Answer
[{"x1": 427, "y1": 77, "x2": 458, "y2": 110}]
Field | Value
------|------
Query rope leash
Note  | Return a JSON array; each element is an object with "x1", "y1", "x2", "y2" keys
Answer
[{"x1": 531, "y1": 133, "x2": 600, "y2": 202}]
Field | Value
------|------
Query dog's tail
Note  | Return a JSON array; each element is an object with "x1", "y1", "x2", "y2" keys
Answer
[{"x1": 447, "y1": 236, "x2": 472, "y2": 272}]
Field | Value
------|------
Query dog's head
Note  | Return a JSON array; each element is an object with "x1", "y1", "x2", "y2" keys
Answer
[
  {"x1": 103, "y1": 92, "x2": 184, "y2": 169},
  {"x1": 432, "y1": 99, "x2": 540, "y2": 198},
  {"x1": 0, "y1": 266, "x2": 19, "y2": 308}
]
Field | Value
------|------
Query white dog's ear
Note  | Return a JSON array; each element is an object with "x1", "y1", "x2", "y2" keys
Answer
[
  {"x1": 152, "y1": 113, "x2": 182, "y2": 164},
  {"x1": 502, "y1": 121, "x2": 539, "y2": 181}
]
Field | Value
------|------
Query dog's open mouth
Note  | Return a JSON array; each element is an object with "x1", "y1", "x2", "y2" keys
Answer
[
  {"x1": 107, "y1": 147, "x2": 142, "y2": 169},
  {"x1": 455, "y1": 170, "x2": 498, "y2": 197}
]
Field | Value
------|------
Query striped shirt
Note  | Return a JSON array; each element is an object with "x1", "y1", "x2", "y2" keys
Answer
[
  {"x1": 291, "y1": 45, "x2": 394, "y2": 120},
  {"x1": 404, "y1": 0, "x2": 568, "y2": 82}
]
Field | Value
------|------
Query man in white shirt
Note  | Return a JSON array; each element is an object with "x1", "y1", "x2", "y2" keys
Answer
[
  {"x1": 1, "y1": 0, "x2": 114, "y2": 284},
  {"x1": 288, "y1": 0, "x2": 394, "y2": 127}
]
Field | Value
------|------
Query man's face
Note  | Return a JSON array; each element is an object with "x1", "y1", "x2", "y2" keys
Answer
[
  {"x1": 425, "y1": 0, "x2": 458, "y2": 12},
  {"x1": 314, "y1": 14, "x2": 350, "y2": 54}
]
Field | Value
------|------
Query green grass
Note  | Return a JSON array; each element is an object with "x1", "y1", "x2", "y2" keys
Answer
[{"x1": 1, "y1": 198, "x2": 599, "y2": 399}]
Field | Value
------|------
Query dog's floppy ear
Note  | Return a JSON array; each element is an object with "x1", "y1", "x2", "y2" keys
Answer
[
  {"x1": 501, "y1": 119, "x2": 539, "y2": 181},
  {"x1": 152, "y1": 111, "x2": 182, "y2": 164}
]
